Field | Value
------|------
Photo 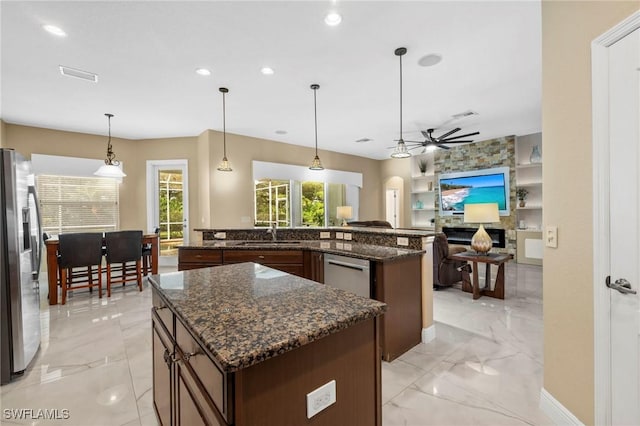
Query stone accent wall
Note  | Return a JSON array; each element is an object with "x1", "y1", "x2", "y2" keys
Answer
[{"x1": 434, "y1": 136, "x2": 517, "y2": 256}]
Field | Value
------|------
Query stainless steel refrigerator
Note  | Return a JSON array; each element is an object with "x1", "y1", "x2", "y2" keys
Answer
[{"x1": 1, "y1": 148, "x2": 42, "y2": 384}]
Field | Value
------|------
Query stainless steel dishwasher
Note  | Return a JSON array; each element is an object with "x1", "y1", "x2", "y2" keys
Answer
[{"x1": 323, "y1": 253, "x2": 371, "y2": 298}]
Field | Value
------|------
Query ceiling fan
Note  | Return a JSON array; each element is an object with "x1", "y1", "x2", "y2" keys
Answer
[{"x1": 400, "y1": 127, "x2": 480, "y2": 151}]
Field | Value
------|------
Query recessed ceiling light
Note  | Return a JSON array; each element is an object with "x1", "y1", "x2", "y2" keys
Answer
[
  {"x1": 418, "y1": 54, "x2": 443, "y2": 67},
  {"x1": 261, "y1": 67, "x2": 274, "y2": 75},
  {"x1": 275, "y1": 130, "x2": 288, "y2": 135},
  {"x1": 324, "y1": 12, "x2": 342, "y2": 26},
  {"x1": 43, "y1": 24, "x2": 66, "y2": 37},
  {"x1": 195, "y1": 68, "x2": 211, "y2": 76}
]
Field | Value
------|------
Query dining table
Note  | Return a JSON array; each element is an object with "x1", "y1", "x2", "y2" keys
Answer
[{"x1": 44, "y1": 233, "x2": 159, "y2": 305}]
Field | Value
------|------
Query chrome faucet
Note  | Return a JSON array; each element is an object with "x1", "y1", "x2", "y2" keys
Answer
[{"x1": 267, "y1": 223, "x2": 277, "y2": 241}]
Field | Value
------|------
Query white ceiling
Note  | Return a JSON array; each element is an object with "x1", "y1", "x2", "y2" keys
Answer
[{"x1": 1, "y1": 1, "x2": 541, "y2": 160}]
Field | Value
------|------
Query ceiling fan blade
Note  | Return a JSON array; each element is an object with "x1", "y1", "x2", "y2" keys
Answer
[
  {"x1": 436, "y1": 144, "x2": 451, "y2": 150},
  {"x1": 441, "y1": 139, "x2": 474, "y2": 144},
  {"x1": 403, "y1": 139, "x2": 426, "y2": 143},
  {"x1": 441, "y1": 131, "x2": 480, "y2": 141},
  {"x1": 437, "y1": 128, "x2": 461, "y2": 140},
  {"x1": 407, "y1": 145, "x2": 425, "y2": 150},
  {"x1": 420, "y1": 130, "x2": 430, "y2": 138}
]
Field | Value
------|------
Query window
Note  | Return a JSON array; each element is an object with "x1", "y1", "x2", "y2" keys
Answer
[
  {"x1": 37, "y1": 175, "x2": 119, "y2": 235},
  {"x1": 254, "y1": 179, "x2": 351, "y2": 227},
  {"x1": 255, "y1": 180, "x2": 290, "y2": 227}
]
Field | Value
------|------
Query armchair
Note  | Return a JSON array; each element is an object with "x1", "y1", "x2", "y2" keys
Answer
[{"x1": 433, "y1": 233, "x2": 471, "y2": 289}]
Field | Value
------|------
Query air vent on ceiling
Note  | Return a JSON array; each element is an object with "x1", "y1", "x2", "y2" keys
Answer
[
  {"x1": 451, "y1": 110, "x2": 478, "y2": 119},
  {"x1": 59, "y1": 65, "x2": 98, "y2": 83}
]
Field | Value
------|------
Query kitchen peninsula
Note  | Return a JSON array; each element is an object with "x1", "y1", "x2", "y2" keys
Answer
[{"x1": 150, "y1": 263, "x2": 386, "y2": 425}]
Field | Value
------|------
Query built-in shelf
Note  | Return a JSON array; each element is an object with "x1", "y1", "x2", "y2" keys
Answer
[
  {"x1": 517, "y1": 205, "x2": 542, "y2": 210},
  {"x1": 411, "y1": 190, "x2": 435, "y2": 195},
  {"x1": 516, "y1": 162, "x2": 543, "y2": 169},
  {"x1": 412, "y1": 174, "x2": 435, "y2": 179},
  {"x1": 412, "y1": 207, "x2": 436, "y2": 212},
  {"x1": 410, "y1": 153, "x2": 436, "y2": 229},
  {"x1": 517, "y1": 181, "x2": 542, "y2": 187},
  {"x1": 516, "y1": 133, "x2": 543, "y2": 265}
]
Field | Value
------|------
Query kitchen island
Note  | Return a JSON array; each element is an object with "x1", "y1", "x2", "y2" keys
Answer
[{"x1": 150, "y1": 262, "x2": 386, "y2": 426}]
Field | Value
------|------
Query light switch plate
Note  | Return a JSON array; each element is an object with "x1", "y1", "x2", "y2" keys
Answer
[
  {"x1": 397, "y1": 237, "x2": 409, "y2": 246},
  {"x1": 344, "y1": 233, "x2": 352, "y2": 241},
  {"x1": 306, "y1": 380, "x2": 336, "y2": 419},
  {"x1": 336, "y1": 232, "x2": 344, "y2": 240},
  {"x1": 320, "y1": 232, "x2": 331, "y2": 239},
  {"x1": 546, "y1": 226, "x2": 558, "y2": 248}
]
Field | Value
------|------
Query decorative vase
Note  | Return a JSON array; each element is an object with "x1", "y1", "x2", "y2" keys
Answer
[
  {"x1": 416, "y1": 200, "x2": 423, "y2": 209},
  {"x1": 530, "y1": 145, "x2": 542, "y2": 164},
  {"x1": 519, "y1": 199, "x2": 526, "y2": 207}
]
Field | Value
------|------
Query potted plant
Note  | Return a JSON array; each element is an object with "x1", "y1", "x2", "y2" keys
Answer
[
  {"x1": 418, "y1": 158, "x2": 428, "y2": 175},
  {"x1": 516, "y1": 188, "x2": 529, "y2": 207}
]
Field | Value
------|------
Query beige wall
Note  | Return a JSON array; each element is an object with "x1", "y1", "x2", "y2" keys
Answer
[
  {"x1": 0, "y1": 120, "x2": 6, "y2": 148},
  {"x1": 3, "y1": 123, "x2": 382, "y2": 236},
  {"x1": 542, "y1": 1, "x2": 639, "y2": 424}
]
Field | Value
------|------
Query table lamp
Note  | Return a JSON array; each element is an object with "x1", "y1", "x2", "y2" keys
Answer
[
  {"x1": 463, "y1": 203, "x2": 500, "y2": 254},
  {"x1": 336, "y1": 206, "x2": 353, "y2": 226}
]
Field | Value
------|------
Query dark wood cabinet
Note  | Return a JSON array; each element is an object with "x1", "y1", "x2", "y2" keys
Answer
[
  {"x1": 178, "y1": 248, "x2": 222, "y2": 270},
  {"x1": 304, "y1": 251, "x2": 324, "y2": 283},
  {"x1": 374, "y1": 256, "x2": 422, "y2": 361},
  {"x1": 223, "y1": 249, "x2": 304, "y2": 277},
  {"x1": 152, "y1": 287, "x2": 382, "y2": 426}
]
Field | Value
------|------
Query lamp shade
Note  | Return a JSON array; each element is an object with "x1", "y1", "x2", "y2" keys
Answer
[
  {"x1": 463, "y1": 203, "x2": 499, "y2": 224},
  {"x1": 336, "y1": 205, "x2": 353, "y2": 226},
  {"x1": 94, "y1": 164, "x2": 126, "y2": 178}
]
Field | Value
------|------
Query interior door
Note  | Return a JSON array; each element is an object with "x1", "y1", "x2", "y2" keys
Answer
[
  {"x1": 385, "y1": 189, "x2": 399, "y2": 228},
  {"x1": 147, "y1": 160, "x2": 189, "y2": 266},
  {"x1": 608, "y1": 27, "x2": 639, "y2": 425}
]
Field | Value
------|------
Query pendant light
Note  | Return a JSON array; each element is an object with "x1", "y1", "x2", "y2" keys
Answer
[
  {"x1": 391, "y1": 47, "x2": 411, "y2": 159},
  {"x1": 94, "y1": 113, "x2": 127, "y2": 178},
  {"x1": 309, "y1": 83, "x2": 324, "y2": 170},
  {"x1": 217, "y1": 87, "x2": 232, "y2": 172}
]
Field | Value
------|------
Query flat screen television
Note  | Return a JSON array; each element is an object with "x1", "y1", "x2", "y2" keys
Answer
[{"x1": 438, "y1": 166, "x2": 510, "y2": 216}]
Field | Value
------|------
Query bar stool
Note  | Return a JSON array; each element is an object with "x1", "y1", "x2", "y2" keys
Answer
[
  {"x1": 58, "y1": 233, "x2": 104, "y2": 305},
  {"x1": 142, "y1": 227, "x2": 159, "y2": 275},
  {"x1": 105, "y1": 230, "x2": 143, "y2": 296}
]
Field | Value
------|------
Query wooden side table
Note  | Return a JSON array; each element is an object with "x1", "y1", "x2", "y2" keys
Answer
[{"x1": 448, "y1": 252, "x2": 511, "y2": 300}]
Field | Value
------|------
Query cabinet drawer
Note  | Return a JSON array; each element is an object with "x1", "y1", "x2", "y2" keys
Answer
[
  {"x1": 223, "y1": 250, "x2": 303, "y2": 264},
  {"x1": 267, "y1": 264, "x2": 305, "y2": 277},
  {"x1": 152, "y1": 290, "x2": 174, "y2": 337},
  {"x1": 175, "y1": 319, "x2": 229, "y2": 422},
  {"x1": 179, "y1": 249, "x2": 222, "y2": 264}
]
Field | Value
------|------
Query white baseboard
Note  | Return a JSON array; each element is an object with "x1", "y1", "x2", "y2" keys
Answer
[
  {"x1": 421, "y1": 325, "x2": 436, "y2": 343},
  {"x1": 540, "y1": 388, "x2": 584, "y2": 425}
]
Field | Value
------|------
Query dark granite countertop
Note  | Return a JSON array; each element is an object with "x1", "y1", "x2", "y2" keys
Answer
[
  {"x1": 180, "y1": 240, "x2": 424, "y2": 261},
  {"x1": 149, "y1": 263, "x2": 386, "y2": 372}
]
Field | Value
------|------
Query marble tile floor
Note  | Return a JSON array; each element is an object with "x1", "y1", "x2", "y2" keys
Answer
[{"x1": 1, "y1": 263, "x2": 550, "y2": 425}]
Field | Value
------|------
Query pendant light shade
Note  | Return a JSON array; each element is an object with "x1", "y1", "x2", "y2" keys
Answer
[
  {"x1": 94, "y1": 113, "x2": 126, "y2": 178},
  {"x1": 217, "y1": 87, "x2": 232, "y2": 172},
  {"x1": 309, "y1": 84, "x2": 324, "y2": 170},
  {"x1": 391, "y1": 47, "x2": 411, "y2": 159}
]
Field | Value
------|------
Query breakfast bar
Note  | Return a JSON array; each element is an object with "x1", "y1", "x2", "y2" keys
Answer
[{"x1": 149, "y1": 263, "x2": 386, "y2": 425}]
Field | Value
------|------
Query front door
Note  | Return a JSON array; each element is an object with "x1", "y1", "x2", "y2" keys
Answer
[
  {"x1": 608, "y1": 26, "x2": 639, "y2": 425},
  {"x1": 147, "y1": 160, "x2": 189, "y2": 266}
]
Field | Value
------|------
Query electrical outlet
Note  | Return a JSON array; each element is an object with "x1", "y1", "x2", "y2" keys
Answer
[
  {"x1": 320, "y1": 242, "x2": 330, "y2": 249},
  {"x1": 320, "y1": 232, "x2": 331, "y2": 239},
  {"x1": 335, "y1": 242, "x2": 344, "y2": 250},
  {"x1": 336, "y1": 232, "x2": 344, "y2": 240},
  {"x1": 306, "y1": 380, "x2": 336, "y2": 419},
  {"x1": 546, "y1": 226, "x2": 558, "y2": 248},
  {"x1": 214, "y1": 232, "x2": 226, "y2": 239},
  {"x1": 344, "y1": 233, "x2": 352, "y2": 241},
  {"x1": 343, "y1": 243, "x2": 352, "y2": 251},
  {"x1": 397, "y1": 237, "x2": 409, "y2": 246}
]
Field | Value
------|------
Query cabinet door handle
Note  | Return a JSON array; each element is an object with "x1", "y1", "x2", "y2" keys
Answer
[
  {"x1": 183, "y1": 349, "x2": 201, "y2": 362},
  {"x1": 163, "y1": 349, "x2": 178, "y2": 367}
]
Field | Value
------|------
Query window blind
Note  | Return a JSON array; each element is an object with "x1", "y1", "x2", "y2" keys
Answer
[{"x1": 37, "y1": 175, "x2": 119, "y2": 235}]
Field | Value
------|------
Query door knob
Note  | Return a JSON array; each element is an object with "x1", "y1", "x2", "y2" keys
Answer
[{"x1": 606, "y1": 276, "x2": 637, "y2": 294}]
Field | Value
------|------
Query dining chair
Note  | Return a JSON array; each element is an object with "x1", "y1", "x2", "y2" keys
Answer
[
  {"x1": 58, "y1": 232, "x2": 104, "y2": 305},
  {"x1": 104, "y1": 230, "x2": 143, "y2": 296}
]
